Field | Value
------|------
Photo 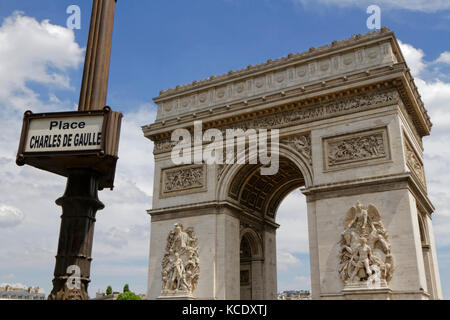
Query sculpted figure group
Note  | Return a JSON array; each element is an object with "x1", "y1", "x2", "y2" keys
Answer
[
  {"x1": 161, "y1": 223, "x2": 200, "y2": 297},
  {"x1": 339, "y1": 202, "x2": 394, "y2": 288},
  {"x1": 329, "y1": 134, "x2": 385, "y2": 165},
  {"x1": 164, "y1": 167, "x2": 204, "y2": 193}
]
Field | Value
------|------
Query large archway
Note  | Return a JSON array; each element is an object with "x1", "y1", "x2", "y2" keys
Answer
[
  {"x1": 145, "y1": 30, "x2": 442, "y2": 300},
  {"x1": 224, "y1": 151, "x2": 309, "y2": 300}
]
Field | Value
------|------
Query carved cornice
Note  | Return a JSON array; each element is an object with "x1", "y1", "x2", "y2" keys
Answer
[
  {"x1": 148, "y1": 200, "x2": 280, "y2": 229},
  {"x1": 303, "y1": 173, "x2": 434, "y2": 214},
  {"x1": 145, "y1": 64, "x2": 399, "y2": 136},
  {"x1": 152, "y1": 88, "x2": 399, "y2": 154},
  {"x1": 153, "y1": 38, "x2": 398, "y2": 123},
  {"x1": 394, "y1": 76, "x2": 431, "y2": 136},
  {"x1": 145, "y1": 30, "x2": 431, "y2": 141},
  {"x1": 155, "y1": 28, "x2": 394, "y2": 100}
]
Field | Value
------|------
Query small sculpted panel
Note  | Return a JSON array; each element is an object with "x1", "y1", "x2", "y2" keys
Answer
[
  {"x1": 324, "y1": 128, "x2": 391, "y2": 171},
  {"x1": 161, "y1": 165, "x2": 206, "y2": 197},
  {"x1": 404, "y1": 136, "x2": 426, "y2": 188},
  {"x1": 281, "y1": 134, "x2": 312, "y2": 165}
]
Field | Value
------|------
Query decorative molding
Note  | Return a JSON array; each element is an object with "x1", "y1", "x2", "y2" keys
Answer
[
  {"x1": 323, "y1": 127, "x2": 391, "y2": 171},
  {"x1": 154, "y1": 29, "x2": 397, "y2": 121},
  {"x1": 160, "y1": 223, "x2": 200, "y2": 298},
  {"x1": 339, "y1": 202, "x2": 394, "y2": 289},
  {"x1": 161, "y1": 164, "x2": 206, "y2": 197},
  {"x1": 155, "y1": 140, "x2": 177, "y2": 154},
  {"x1": 281, "y1": 134, "x2": 312, "y2": 165},
  {"x1": 156, "y1": 57, "x2": 399, "y2": 122},
  {"x1": 217, "y1": 164, "x2": 228, "y2": 182},
  {"x1": 154, "y1": 90, "x2": 399, "y2": 155},
  {"x1": 216, "y1": 134, "x2": 311, "y2": 183},
  {"x1": 404, "y1": 135, "x2": 426, "y2": 189}
]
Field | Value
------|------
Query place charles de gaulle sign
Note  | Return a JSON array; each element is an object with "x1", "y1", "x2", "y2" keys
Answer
[{"x1": 16, "y1": 107, "x2": 122, "y2": 190}]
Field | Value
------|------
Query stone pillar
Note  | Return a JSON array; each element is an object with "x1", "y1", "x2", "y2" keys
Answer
[
  {"x1": 305, "y1": 198, "x2": 321, "y2": 300},
  {"x1": 423, "y1": 214, "x2": 443, "y2": 299},
  {"x1": 251, "y1": 259, "x2": 264, "y2": 299},
  {"x1": 215, "y1": 212, "x2": 240, "y2": 299},
  {"x1": 306, "y1": 186, "x2": 432, "y2": 300},
  {"x1": 262, "y1": 227, "x2": 277, "y2": 300},
  {"x1": 147, "y1": 206, "x2": 240, "y2": 300}
]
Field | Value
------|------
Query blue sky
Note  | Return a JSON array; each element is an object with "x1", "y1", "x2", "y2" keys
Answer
[{"x1": 1, "y1": 0, "x2": 450, "y2": 298}]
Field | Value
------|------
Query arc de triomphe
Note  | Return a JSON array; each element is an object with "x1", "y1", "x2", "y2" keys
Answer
[{"x1": 142, "y1": 29, "x2": 442, "y2": 300}]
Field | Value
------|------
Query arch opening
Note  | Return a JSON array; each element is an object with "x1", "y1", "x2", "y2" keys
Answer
[
  {"x1": 239, "y1": 227, "x2": 264, "y2": 300},
  {"x1": 227, "y1": 154, "x2": 310, "y2": 300},
  {"x1": 227, "y1": 157, "x2": 306, "y2": 218},
  {"x1": 276, "y1": 190, "x2": 310, "y2": 300}
]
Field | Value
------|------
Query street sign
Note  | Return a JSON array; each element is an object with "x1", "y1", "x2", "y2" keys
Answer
[
  {"x1": 17, "y1": 107, "x2": 122, "y2": 190},
  {"x1": 13, "y1": 0, "x2": 120, "y2": 300},
  {"x1": 24, "y1": 115, "x2": 104, "y2": 153}
]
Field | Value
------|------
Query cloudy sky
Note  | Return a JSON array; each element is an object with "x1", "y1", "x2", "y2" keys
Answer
[{"x1": 0, "y1": 0, "x2": 450, "y2": 298}]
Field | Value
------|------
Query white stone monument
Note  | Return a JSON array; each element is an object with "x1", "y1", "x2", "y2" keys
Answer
[{"x1": 143, "y1": 29, "x2": 442, "y2": 300}]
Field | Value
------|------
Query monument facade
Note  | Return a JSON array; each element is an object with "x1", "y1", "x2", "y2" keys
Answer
[{"x1": 143, "y1": 29, "x2": 442, "y2": 300}]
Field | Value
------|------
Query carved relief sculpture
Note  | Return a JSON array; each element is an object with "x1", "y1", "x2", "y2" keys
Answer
[
  {"x1": 160, "y1": 224, "x2": 200, "y2": 298},
  {"x1": 281, "y1": 134, "x2": 312, "y2": 165},
  {"x1": 404, "y1": 137, "x2": 426, "y2": 188},
  {"x1": 338, "y1": 202, "x2": 393, "y2": 289},
  {"x1": 329, "y1": 133, "x2": 385, "y2": 165},
  {"x1": 324, "y1": 128, "x2": 390, "y2": 171},
  {"x1": 164, "y1": 167, "x2": 204, "y2": 192},
  {"x1": 161, "y1": 165, "x2": 206, "y2": 197}
]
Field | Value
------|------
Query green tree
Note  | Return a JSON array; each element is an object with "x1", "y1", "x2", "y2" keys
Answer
[
  {"x1": 123, "y1": 284, "x2": 130, "y2": 293},
  {"x1": 117, "y1": 291, "x2": 141, "y2": 301},
  {"x1": 106, "y1": 286, "x2": 113, "y2": 296}
]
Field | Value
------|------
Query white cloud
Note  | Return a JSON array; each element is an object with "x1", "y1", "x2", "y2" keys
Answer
[
  {"x1": 295, "y1": 0, "x2": 450, "y2": 12},
  {"x1": 0, "y1": 14, "x2": 84, "y2": 286},
  {"x1": 435, "y1": 52, "x2": 450, "y2": 64},
  {"x1": 0, "y1": 12, "x2": 84, "y2": 112},
  {"x1": 0, "y1": 102, "x2": 156, "y2": 295},
  {"x1": 276, "y1": 190, "x2": 309, "y2": 254},
  {"x1": 398, "y1": 40, "x2": 427, "y2": 77},
  {"x1": 398, "y1": 40, "x2": 450, "y2": 251},
  {"x1": 0, "y1": 12, "x2": 156, "y2": 295},
  {"x1": 114, "y1": 105, "x2": 156, "y2": 196},
  {"x1": 277, "y1": 251, "x2": 301, "y2": 271},
  {"x1": 0, "y1": 205, "x2": 24, "y2": 228}
]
